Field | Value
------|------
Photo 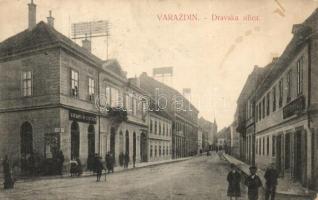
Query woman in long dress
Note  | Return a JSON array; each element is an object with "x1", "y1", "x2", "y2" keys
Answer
[{"x1": 227, "y1": 164, "x2": 241, "y2": 200}]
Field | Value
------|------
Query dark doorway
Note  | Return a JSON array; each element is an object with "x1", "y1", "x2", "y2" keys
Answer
[
  {"x1": 276, "y1": 135, "x2": 282, "y2": 174},
  {"x1": 140, "y1": 132, "x2": 147, "y2": 162},
  {"x1": 71, "y1": 121, "x2": 80, "y2": 159},
  {"x1": 133, "y1": 132, "x2": 136, "y2": 160},
  {"x1": 110, "y1": 127, "x2": 116, "y2": 155},
  {"x1": 88, "y1": 125, "x2": 95, "y2": 156},
  {"x1": 125, "y1": 131, "x2": 129, "y2": 155},
  {"x1": 285, "y1": 133, "x2": 290, "y2": 170},
  {"x1": 21, "y1": 122, "x2": 33, "y2": 173}
]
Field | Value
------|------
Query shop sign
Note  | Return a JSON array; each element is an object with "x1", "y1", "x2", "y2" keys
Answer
[{"x1": 69, "y1": 109, "x2": 97, "y2": 124}]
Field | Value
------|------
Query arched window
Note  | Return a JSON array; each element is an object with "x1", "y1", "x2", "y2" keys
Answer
[
  {"x1": 21, "y1": 122, "x2": 33, "y2": 172},
  {"x1": 71, "y1": 121, "x2": 80, "y2": 159}
]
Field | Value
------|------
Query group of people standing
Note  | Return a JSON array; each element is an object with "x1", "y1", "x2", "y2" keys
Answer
[{"x1": 227, "y1": 163, "x2": 278, "y2": 200}]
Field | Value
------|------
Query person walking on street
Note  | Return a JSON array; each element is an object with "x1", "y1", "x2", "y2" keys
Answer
[
  {"x1": 264, "y1": 163, "x2": 279, "y2": 200},
  {"x1": 227, "y1": 164, "x2": 241, "y2": 200},
  {"x1": 244, "y1": 166, "x2": 262, "y2": 200},
  {"x1": 3, "y1": 155, "x2": 14, "y2": 189},
  {"x1": 109, "y1": 152, "x2": 114, "y2": 173},
  {"x1": 95, "y1": 156, "x2": 105, "y2": 182}
]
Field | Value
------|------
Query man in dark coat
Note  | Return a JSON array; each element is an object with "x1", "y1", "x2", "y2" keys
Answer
[
  {"x1": 244, "y1": 166, "x2": 262, "y2": 200},
  {"x1": 57, "y1": 150, "x2": 64, "y2": 175},
  {"x1": 227, "y1": 164, "x2": 241, "y2": 200},
  {"x1": 3, "y1": 155, "x2": 14, "y2": 189},
  {"x1": 264, "y1": 163, "x2": 279, "y2": 200},
  {"x1": 95, "y1": 156, "x2": 104, "y2": 182},
  {"x1": 109, "y1": 152, "x2": 114, "y2": 173}
]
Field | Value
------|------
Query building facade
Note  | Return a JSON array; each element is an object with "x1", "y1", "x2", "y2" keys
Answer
[
  {"x1": 0, "y1": 3, "x2": 149, "y2": 174},
  {"x1": 237, "y1": 9, "x2": 318, "y2": 190},
  {"x1": 139, "y1": 72, "x2": 199, "y2": 159}
]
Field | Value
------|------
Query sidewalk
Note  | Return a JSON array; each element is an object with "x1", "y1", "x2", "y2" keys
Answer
[
  {"x1": 12, "y1": 157, "x2": 191, "y2": 183},
  {"x1": 222, "y1": 153, "x2": 316, "y2": 200}
]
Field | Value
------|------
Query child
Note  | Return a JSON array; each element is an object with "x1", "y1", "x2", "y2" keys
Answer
[
  {"x1": 227, "y1": 164, "x2": 241, "y2": 200},
  {"x1": 244, "y1": 166, "x2": 262, "y2": 200}
]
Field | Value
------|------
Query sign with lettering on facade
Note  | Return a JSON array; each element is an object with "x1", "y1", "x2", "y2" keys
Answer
[{"x1": 69, "y1": 109, "x2": 97, "y2": 124}]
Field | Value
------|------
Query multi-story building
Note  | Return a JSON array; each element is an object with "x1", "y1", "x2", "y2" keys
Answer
[
  {"x1": 198, "y1": 117, "x2": 217, "y2": 151},
  {"x1": 237, "y1": 9, "x2": 318, "y2": 190},
  {"x1": 147, "y1": 107, "x2": 173, "y2": 161},
  {"x1": 0, "y1": 1, "x2": 148, "y2": 174},
  {"x1": 139, "y1": 72, "x2": 199, "y2": 159},
  {"x1": 216, "y1": 127, "x2": 231, "y2": 152},
  {"x1": 236, "y1": 65, "x2": 271, "y2": 164}
]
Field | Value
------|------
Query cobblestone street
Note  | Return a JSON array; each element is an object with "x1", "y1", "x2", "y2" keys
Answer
[{"x1": 0, "y1": 153, "x2": 249, "y2": 200}]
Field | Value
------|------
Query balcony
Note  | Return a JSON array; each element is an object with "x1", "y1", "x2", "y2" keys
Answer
[{"x1": 283, "y1": 95, "x2": 305, "y2": 119}]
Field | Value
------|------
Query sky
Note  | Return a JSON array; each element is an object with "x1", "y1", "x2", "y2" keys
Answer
[{"x1": 0, "y1": 0, "x2": 317, "y2": 130}]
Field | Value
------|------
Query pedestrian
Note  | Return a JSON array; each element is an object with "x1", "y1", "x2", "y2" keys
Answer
[
  {"x1": 95, "y1": 156, "x2": 105, "y2": 182},
  {"x1": 109, "y1": 152, "x2": 114, "y2": 173},
  {"x1": 244, "y1": 166, "x2": 262, "y2": 200},
  {"x1": 69, "y1": 158, "x2": 78, "y2": 177},
  {"x1": 227, "y1": 164, "x2": 241, "y2": 200},
  {"x1": 76, "y1": 158, "x2": 83, "y2": 176},
  {"x1": 3, "y1": 155, "x2": 14, "y2": 189},
  {"x1": 264, "y1": 163, "x2": 278, "y2": 200},
  {"x1": 57, "y1": 150, "x2": 64, "y2": 175}
]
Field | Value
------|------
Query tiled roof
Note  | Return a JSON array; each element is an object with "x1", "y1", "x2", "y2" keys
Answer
[{"x1": 0, "y1": 21, "x2": 103, "y2": 66}]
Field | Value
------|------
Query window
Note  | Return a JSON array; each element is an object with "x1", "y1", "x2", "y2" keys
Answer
[
  {"x1": 272, "y1": 136, "x2": 276, "y2": 156},
  {"x1": 155, "y1": 121, "x2": 157, "y2": 134},
  {"x1": 111, "y1": 87, "x2": 119, "y2": 107},
  {"x1": 272, "y1": 86, "x2": 276, "y2": 112},
  {"x1": 155, "y1": 146, "x2": 157, "y2": 157},
  {"x1": 258, "y1": 102, "x2": 261, "y2": 120},
  {"x1": 150, "y1": 145, "x2": 153, "y2": 158},
  {"x1": 163, "y1": 123, "x2": 165, "y2": 135},
  {"x1": 150, "y1": 120, "x2": 153, "y2": 133},
  {"x1": 263, "y1": 137, "x2": 265, "y2": 155},
  {"x1": 163, "y1": 146, "x2": 165, "y2": 155},
  {"x1": 266, "y1": 93, "x2": 270, "y2": 116},
  {"x1": 166, "y1": 146, "x2": 169, "y2": 155},
  {"x1": 159, "y1": 122, "x2": 161, "y2": 135},
  {"x1": 297, "y1": 57, "x2": 303, "y2": 95},
  {"x1": 71, "y1": 70, "x2": 79, "y2": 97},
  {"x1": 22, "y1": 71, "x2": 32, "y2": 96},
  {"x1": 159, "y1": 146, "x2": 161, "y2": 156},
  {"x1": 256, "y1": 139, "x2": 258, "y2": 154},
  {"x1": 267, "y1": 136, "x2": 269, "y2": 155},
  {"x1": 88, "y1": 78, "x2": 95, "y2": 101},
  {"x1": 279, "y1": 79, "x2": 283, "y2": 107},
  {"x1": 286, "y1": 70, "x2": 292, "y2": 103},
  {"x1": 262, "y1": 98, "x2": 265, "y2": 119},
  {"x1": 255, "y1": 104, "x2": 258, "y2": 122},
  {"x1": 258, "y1": 138, "x2": 262, "y2": 155}
]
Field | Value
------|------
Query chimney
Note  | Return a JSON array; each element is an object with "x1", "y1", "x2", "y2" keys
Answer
[
  {"x1": 28, "y1": 0, "x2": 36, "y2": 30},
  {"x1": 272, "y1": 57, "x2": 279, "y2": 63},
  {"x1": 82, "y1": 39, "x2": 91, "y2": 52},
  {"x1": 47, "y1": 10, "x2": 54, "y2": 27}
]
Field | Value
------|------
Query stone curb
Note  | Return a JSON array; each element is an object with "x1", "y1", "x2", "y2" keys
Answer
[
  {"x1": 14, "y1": 157, "x2": 191, "y2": 183},
  {"x1": 222, "y1": 153, "x2": 316, "y2": 199}
]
